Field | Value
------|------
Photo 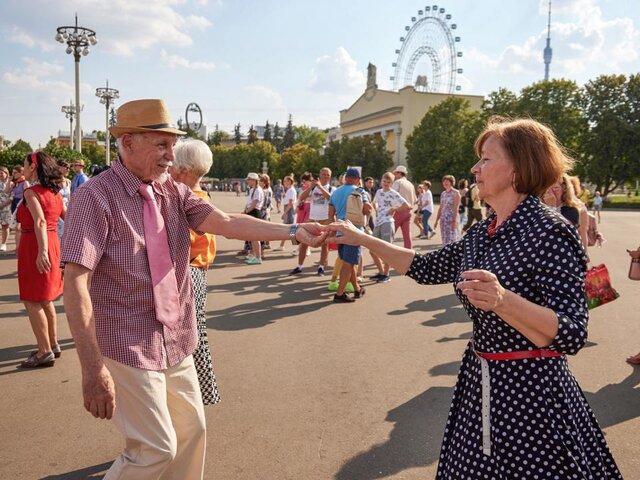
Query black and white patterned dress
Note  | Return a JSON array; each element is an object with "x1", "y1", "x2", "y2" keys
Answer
[
  {"x1": 190, "y1": 266, "x2": 221, "y2": 406},
  {"x1": 407, "y1": 195, "x2": 621, "y2": 479}
]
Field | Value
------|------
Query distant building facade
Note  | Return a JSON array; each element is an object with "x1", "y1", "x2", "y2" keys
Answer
[
  {"x1": 340, "y1": 64, "x2": 483, "y2": 167},
  {"x1": 55, "y1": 131, "x2": 102, "y2": 149}
]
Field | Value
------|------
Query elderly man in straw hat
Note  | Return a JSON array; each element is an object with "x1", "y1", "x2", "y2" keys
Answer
[{"x1": 61, "y1": 99, "x2": 328, "y2": 479}]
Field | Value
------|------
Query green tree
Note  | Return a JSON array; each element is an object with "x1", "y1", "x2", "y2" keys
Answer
[
  {"x1": 207, "y1": 124, "x2": 223, "y2": 146},
  {"x1": 0, "y1": 139, "x2": 34, "y2": 169},
  {"x1": 281, "y1": 115, "x2": 295, "y2": 151},
  {"x1": 247, "y1": 125, "x2": 258, "y2": 144},
  {"x1": 41, "y1": 139, "x2": 86, "y2": 165},
  {"x1": 406, "y1": 96, "x2": 482, "y2": 184},
  {"x1": 263, "y1": 121, "x2": 272, "y2": 144},
  {"x1": 273, "y1": 122, "x2": 282, "y2": 151},
  {"x1": 517, "y1": 79, "x2": 587, "y2": 157},
  {"x1": 481, "y1": 87, "x2": 519, "y2": 118},
  {"x1": 294, "y1": 125, "x2": 326, "y2": 150},
  {"x1": 272, "y1": 143, "x2": 322, "y2": 181},
  {"x1": 233, "y1": 123, "x2": 242, "y2": 145}
]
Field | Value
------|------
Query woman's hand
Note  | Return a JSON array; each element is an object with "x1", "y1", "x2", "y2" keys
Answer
[
  {"x1": 36, "y1": 250, "x2": 51, "y2": 274},
  {"x1": 296, "y1": 223, "x2": 329, "y2": 248},
  {"x1": 456, "y1": 269, "x2": 507, "y2": 312},
  {"x1": 325, "y1": 220, "x2": 367, "y2": 246}
]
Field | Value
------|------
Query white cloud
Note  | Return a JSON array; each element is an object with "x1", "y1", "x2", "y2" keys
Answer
[
  {"x1": 465, "y1": 0, "x2": 639, "y2": 90},
  {"x1": 160, "y1": 49, "x2": 215, "y2": 70},
  {"x1": 6, "y1": 27, "x2": 54, "y2": 52},
  {"x1": 244, "y1": 86, "x2": 286, "y2": 112},
  {"x1": 309, "y1": 46, "x2": 366, "y2": 95}
]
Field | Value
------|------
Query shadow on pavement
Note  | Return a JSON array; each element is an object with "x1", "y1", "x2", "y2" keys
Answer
[
  {"x1": 0, "y1": 338, "x2": 74, "y2": 375},
  {"x1": 585, "y1": 367, "x2": 640, "y2": 429},
  {"x1": 207, "y1": 282, "x2": 333, "y2": 331},
  {"x1": 334, "y1": 386, "x2": 452, "y2": 480},
  {"x1": 387, "y1": 293, "x2": 460, "y2": 317},
  {"x1": 39, "y1": 461, "x2": 113, "y2": 479}
]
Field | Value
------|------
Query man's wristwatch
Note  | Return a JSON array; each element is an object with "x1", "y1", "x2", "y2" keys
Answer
[{"x1": 289, "y1": 224, "x2": 299, "y2": 245}]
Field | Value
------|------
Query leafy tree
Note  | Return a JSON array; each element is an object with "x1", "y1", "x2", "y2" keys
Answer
[
  {"x1": 41, "y1": 139, "x2": 86, "y2": 167},
  {"x1": 263, "y1": 121, "x2": 272, "y2": 144},
  {"x1": 273, "y1": 122, "x2": 282, "y2": 151},
  {"x1": 233, "y1": 123, "x2": 242, "y2": 145},
  {"x1": 517, "y1": 79, "x2": 587, "y2": 157},
  {"x1": 481, "y1": 87, "x2": 519, "y2": 118},
  {"x1": 209, "y1": 141, "x2": 278, "y2": 180},
  {"x1": 247, "y1": 125, "x2": 258, "y2": 144},
  {"x1": 281, "y1": 115, "x2": 296, "y2": 151},
  {"x1": 322, "y1": 136, "x2": 392, "y2": 180},
  {"x1": 578, "y1": 74, "x2": 640, "y2": 195},
  {"x1": 406, "y1": 96, "x2": 482, "y2": 184},
  {"x1": 294, "y1": 125, "x2": 326, "y2": 150},
  {"x1": 0, "y1": 139, "x2": 34, "y2": 169},
  {"x1": 272, "y1": 144, "x2": 322, "y2": 181}
]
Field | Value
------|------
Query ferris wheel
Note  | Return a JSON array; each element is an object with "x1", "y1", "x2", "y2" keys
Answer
[{"x1": 390, "y1": 5, "x2": 462, "y2": 93}]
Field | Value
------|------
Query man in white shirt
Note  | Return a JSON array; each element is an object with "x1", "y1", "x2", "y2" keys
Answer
[
  {"x1": 290, "y1": 167, "x2": 334, "y2": 275},
  {"x1": 243, "y1": 172, "x2": 264, "y2": 264},
  {"x1": 392, "y1": 165, "x2": 417, "y2": 249}
]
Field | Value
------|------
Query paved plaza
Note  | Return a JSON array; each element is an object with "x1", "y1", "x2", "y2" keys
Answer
[{"x1": 1, "y1": 192, "x2": 639, "y2": 480}]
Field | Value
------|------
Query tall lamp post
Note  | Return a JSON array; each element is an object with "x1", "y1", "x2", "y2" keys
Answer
[
  {"x1": 95, "y1": 80, "x2": 119, "y2": 165},
  {"x1": 61, "y1": 101, "x2": 76, "y2": 150},
  {"x1": 55, "y1": 14, "x2": 97, "y2": 153}
]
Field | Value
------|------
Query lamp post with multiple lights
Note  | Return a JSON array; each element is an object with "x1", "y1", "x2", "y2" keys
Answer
[
  {"x1": 55, "y1": 14, "x2": 97, "y2": 153},
  {"x1": 95, "y1": 81, "x2": 119, "y2": 165},
  {"x1": 60, "y1": 101, "x2": 76, "y2": 151}
]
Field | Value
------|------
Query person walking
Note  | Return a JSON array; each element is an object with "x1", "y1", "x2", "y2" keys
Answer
[
  {"x1": 391, "y1": 165, "x2": 416, "y2": 249},
  {"x1": 242, "y1": 172, "x2": 264, "y2": 265},
  {"x1": 419, "y1": 181, "x2": 436, "y2": 239},
  {"x1": 289, "y1": 167, "x2": 334, "y2": 276},
  {"x1": 70, "y1": 159, "x2": 88, "y2": 194},
  {"x1": 0, "y1": 167, "x2": 12, "y2": 251},
  {"x1": 61, "y1": 99, "x2": 327, "y2": 480},
  {"x1": 434, "y1": 175, "x2": 460, "y2": 246},
  {"x1": 326, "y1": 117, "x2": 622, "y2": 479},
  {"x1": 328, "y1": 168, "x2": 370, "y2": 303},
  {"x1": 462, "y1": 182, "x2": 483, "y2": 234}
]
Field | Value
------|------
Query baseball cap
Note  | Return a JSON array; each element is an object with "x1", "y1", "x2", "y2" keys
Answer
[{"x1": 345, "y1": 167, "x2": 361, "y2": 179}]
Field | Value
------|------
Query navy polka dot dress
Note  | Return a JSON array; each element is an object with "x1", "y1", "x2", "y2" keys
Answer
[{"x1": 407, "y1": 195, "x2": 622, "y2": 479}]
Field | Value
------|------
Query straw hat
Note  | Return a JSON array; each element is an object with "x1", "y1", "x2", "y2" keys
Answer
[
  {"x1": 109, "y1": 99, "x2": 186, "y2": 138},
  {"x1": 393, "y1": 165, "x2": 408, "y2": 174}
]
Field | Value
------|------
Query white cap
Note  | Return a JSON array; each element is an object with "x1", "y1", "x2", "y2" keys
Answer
[
  {"x1": 246, "y1": 172, "x2": 259, "y2": 180},
  {"x1": 393, "y1": 165, "x2": 407, "y2": 174}
]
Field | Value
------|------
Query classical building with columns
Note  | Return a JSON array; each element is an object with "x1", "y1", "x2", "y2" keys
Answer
[{"x1": 340, "y1": 63, "x2": 484, "y2": 167}]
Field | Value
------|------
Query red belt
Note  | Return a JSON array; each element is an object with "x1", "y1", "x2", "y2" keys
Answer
[{"x1": 474, "y1": 348, "x2": 563, "y2": 361}]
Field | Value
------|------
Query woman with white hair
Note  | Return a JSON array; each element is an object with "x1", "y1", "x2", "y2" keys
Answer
[{"x1": 169, "y1": 138, "x2": 220, "y2": 406}]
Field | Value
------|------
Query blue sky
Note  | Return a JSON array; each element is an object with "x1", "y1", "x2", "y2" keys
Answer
[{"x1": 0, "y1": 0, "x2": 638, "y2": 148}]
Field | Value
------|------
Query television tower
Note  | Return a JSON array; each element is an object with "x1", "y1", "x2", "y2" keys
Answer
[{"x1": 543, "y1": 0, "x2": 553, "y2": 81}]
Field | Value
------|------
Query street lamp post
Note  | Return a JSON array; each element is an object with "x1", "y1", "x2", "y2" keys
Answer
[
  {"x1": 95, "y1": 80, "x2": 119, "y2": 165},
  {"x1": 61, "y1": 101, "x2": 76, "y2": 150},
  {"x1": 55, "y1": 14, "x2": 97, "y2": 153}
]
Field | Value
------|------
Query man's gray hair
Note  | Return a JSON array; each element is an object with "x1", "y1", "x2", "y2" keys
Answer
[{"x1": 173, "y1": 138, "x2": 213, "y2": 178}]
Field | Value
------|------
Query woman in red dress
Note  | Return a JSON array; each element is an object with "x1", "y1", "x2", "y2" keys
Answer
[{"x1": 17, "y1": 152, "x2": 66, "y2": 368}]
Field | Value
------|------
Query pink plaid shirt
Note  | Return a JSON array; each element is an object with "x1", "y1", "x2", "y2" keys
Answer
[{"x1": 61, "y1": 160, "x2": 215, "y2": 370}]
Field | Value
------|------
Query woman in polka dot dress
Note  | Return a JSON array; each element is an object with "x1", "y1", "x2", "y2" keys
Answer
[{"x1": 327, "y1": 118, "x2": 622, "y2": 479}]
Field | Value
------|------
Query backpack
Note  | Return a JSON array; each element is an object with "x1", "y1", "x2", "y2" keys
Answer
[
  {"x1": 586, "y1": 211, "x2": 604, "y2": 247},
  {"x1": 345, "y1": 189, "x2": 366, "y2": 227}
]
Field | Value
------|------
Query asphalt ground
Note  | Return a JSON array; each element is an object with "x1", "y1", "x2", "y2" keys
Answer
[{"x1": 0, "y1": 192, "x2": 638, "y2": 480}]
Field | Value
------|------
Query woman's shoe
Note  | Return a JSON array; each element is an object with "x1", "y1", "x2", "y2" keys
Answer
[
  {"x1": 20, "y1": 351, "x2": 55, "y2": 368},
  {"x1": 52, "y1": 344, "x2": 62, "y2": 358}
]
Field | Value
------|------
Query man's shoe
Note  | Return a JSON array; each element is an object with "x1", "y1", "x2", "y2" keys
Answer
[
  {"x1": 333, "y1": 293, "x2": 355, "y2": 303},
  {"x1": 317, "y1": 266, "x2": 325, "y2": 276},
  {"x1": 20, "y1": 351, "x2": 55, "y2": 368},
  {"x1": 327, "y1": 280, "x2": 339, "y2": 291},
  {"x1": 376, "y1": 275, "x2": 391, "y2": 283},
  {"x1": 368, "y1": 272, "x2": 384, "y2": 280},
  {"x1": 345, "y1": 282, "x2": 355, "y2": 293},
  {"x1": 354, "y1": 287, "x2": 366, "y2": 299},
  {"x1": 246, "y1": 256, "x2": 262, "y2": 265},
  {"x1": 289, "y1": 266, "x2": 303, "y2": 275}
]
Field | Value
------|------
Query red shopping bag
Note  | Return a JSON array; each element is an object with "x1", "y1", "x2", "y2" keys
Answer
[{"x1": 585, "y1": 264, "x2": 619, "y2": 309}]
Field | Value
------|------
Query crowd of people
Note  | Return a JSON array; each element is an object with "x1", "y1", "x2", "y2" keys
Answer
[{"x1": 3, "y1": 98, "x2": 636, "y2": 479}]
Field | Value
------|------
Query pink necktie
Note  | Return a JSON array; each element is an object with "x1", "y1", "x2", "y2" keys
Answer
[{"x1": 139, "y1": 184, "x2": 180, "y2": 329}]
